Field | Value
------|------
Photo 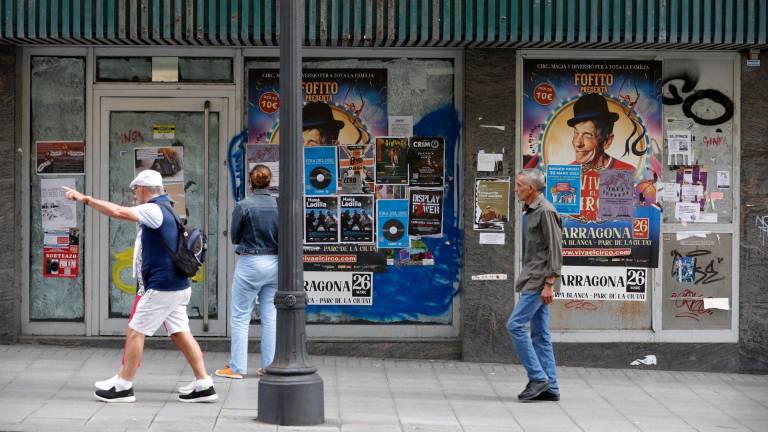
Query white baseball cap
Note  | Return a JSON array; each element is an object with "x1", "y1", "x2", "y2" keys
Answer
[{"x1": 130, "y1": 169, "x2": 164, "y2": 188}]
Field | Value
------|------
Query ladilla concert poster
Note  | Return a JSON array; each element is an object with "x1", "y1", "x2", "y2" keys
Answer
[{"x1": 522, "y1": 59, "x2": 662, "y2": 268}]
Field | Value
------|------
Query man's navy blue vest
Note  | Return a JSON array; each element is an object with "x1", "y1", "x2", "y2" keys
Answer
[{"x1": 140, "y1": 195, "x2": 189, "y2": 291}]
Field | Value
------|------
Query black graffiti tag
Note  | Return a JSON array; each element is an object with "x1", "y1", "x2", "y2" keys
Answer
[
  {"x1": 662, "y1": 72, "x2": 734, "y2": 126},
  {"x1": 670, "y1": 249, "x2": 725, "y2": 285}
]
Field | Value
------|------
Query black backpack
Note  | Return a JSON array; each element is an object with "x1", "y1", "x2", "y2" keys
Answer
[{"x1": 153, "y1": 201, "x2": 208, "y2": 278}]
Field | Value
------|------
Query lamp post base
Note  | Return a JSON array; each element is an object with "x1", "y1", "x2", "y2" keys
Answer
[{"x1": 257, "y1": 372, "x2": 324, "y2": 426}]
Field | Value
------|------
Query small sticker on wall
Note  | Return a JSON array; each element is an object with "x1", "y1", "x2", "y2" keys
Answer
[
  {"x1": 388, "y1": 116, "x2": 413, "y2": 137},
  {"x1": 471, "y1": 274, "x2": 508, "y2": 281},
  {"x1": 716, "y1": 171, "x2": 730, "y2": 188},
  {"x1": 667, "y1": 130, "x2": 692, "y2": 166},
  {"x1": 153, "y1": 124, "x2": 176, "y2": 140},
  {"x1": 479, "y1": 232, "x2": 505, "y2": 245}
]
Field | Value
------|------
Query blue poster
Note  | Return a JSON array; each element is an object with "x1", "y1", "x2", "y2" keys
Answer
[
  {"x1": 376, "y1": 199, "x2": 409, "y2": 249},
  {"x1": 304, "y1": 146, "x2": 338, "y2": 195},
  {"x1": 546, "y1": 164, "x2": 581, "y2": 214}
]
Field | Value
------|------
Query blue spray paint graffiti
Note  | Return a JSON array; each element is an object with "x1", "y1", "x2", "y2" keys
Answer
[
  {"x1": 227, "y1": 129, "x2": 248, "y2": 202},
  {"x1": 307, "y1": 105, "x2": 463, "y2": 323},
  {"x1": 225, "y1": 107, "x2": 463, "y2": 324}
]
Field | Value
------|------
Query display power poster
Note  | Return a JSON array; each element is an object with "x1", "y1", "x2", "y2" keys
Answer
[
  {"x1": 339, "y1": 195, "x2": 375, "y2": 243},
  {"x1": 304, "y1": 146, "x2": 338, "y2": 196},
  {"x1": 522, "y1": 59, "x2": 663, "y2": 268},
  {"x1": 408, "y1": 188, "x2": 444, "y2": 237},
  {"x1": 304, "y1": 196, "x2": 339, "y2": 244},
  {"x1": 376, "y1": 199, "x2": 409, "y2": 249},
  {"x1": 375, "y1": 137, "x2": 409, "y2": 185},
  {"x1": 408, "y1": 136, "x2": 445, "y2": 187}
]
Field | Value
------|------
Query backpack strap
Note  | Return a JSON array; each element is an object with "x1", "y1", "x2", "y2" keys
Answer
[
  {"x1": 149, "y1": 201, "x2": 185, "y2": 256},
  {"x1": 154, "y1": 200, "x2": 184, "y2": 229}
]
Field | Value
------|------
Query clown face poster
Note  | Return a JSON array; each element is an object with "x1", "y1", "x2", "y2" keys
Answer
[
  {"x1": 248, "y1": 69, "x2": 387, "y2": 146},
  {"x1": 522, "y1": 59, "x2": 662, "y2": 268}
]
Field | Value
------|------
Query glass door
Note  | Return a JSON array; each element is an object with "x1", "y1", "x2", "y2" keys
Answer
[{"x1": 95, "y1": 97, "x2": 229, "y2": 336}]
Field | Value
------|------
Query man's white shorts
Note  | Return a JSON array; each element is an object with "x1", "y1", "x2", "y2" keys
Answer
[{"x1": 129, "y1": 288, "x2": 191, "y2": 336}]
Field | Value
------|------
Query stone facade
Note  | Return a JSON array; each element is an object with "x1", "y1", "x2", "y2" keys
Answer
[
  {"x1": 3, "y1": 48, "x2": 767, "y2": 373},
  {"x1": 738, "y1": 50, "x2": 768, "y2": 373},
  {"x1": 460, "y1": 49, "x2": 768, "y2": 373},
  {"x1": 0, "y1": 46, "x2": 17, "y2": 343},
  {"x1": 461, "y1": 49, "x2": 518, "y2": 363}
]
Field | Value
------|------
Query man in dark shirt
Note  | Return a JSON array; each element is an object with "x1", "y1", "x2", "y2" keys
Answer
[{"x1": 507, "y1": 168, "x2": 563, "y2": 402}]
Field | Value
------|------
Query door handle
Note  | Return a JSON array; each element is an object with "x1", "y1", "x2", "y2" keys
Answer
[{"x1": 203, "y1": 100, "x2": 210, "y2": 332}]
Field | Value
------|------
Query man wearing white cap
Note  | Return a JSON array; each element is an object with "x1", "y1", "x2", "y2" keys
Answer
[{"x1": 63, "y1": 170, "x2": 217, "y2": 403}]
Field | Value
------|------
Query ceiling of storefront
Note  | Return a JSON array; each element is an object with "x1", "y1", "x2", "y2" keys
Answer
[{"x1": 0, "y1": 1, "x2": 765, "y2": 49}]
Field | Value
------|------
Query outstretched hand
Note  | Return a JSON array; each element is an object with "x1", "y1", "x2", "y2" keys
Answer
[{"x1": 62, "y1": 186, "x2": 86, "y2": 203}]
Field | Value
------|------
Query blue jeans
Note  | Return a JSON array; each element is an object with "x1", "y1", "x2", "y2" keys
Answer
[
  {"x1": 507, "y1": 291, "x2": 559, "y2": 394},
  {"x1": 230, "y1": 255, "x2": 278, "y2": 374}
]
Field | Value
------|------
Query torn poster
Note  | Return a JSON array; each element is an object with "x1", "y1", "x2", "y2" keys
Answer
[
  {"x1": 36, "y1": 141, "x2": 85, "y2": 175},
  {"x1": 41, "y1": 178, "x2": 77, "y2": 230},
  {"x1": 660, "y1": 182, "x2": 681, "y2": 202},
  {"x1": 677, "y1": 255, "x2": 695, "y2": 283},
  {"x1": 477, "y1": 151, "x2": 503, "y2": 172},
  {"x1": 675, "y1": 202, "x2": 700, "y2": 222},
  {"x1": 667, "y1": 130, "x2": 692, "y2": 166},
  {"x1": 479, "y1": 232, "x2": 505, "y2": 245},
  {"x1": 717, "y1": 171, "x2": 730, "y2": 189},
  {"x1": 388, "y1": 116, "x2": 413, "y2": 137},
  {"x1": 598, "y1": 169, "x2": 634, "y2": 220},
  {"x1": 703, "y1": 298, "x2": 730, "y2": 310}
]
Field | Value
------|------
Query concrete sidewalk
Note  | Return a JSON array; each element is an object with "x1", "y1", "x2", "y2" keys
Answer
[{"x1": 0, "y1": 345, "x2": 766, "y2": 432}]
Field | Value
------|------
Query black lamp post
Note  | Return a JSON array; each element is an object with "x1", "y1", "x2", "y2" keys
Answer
[{"x1": 257, "y1": 0, "x2": 324, "y2": 426}]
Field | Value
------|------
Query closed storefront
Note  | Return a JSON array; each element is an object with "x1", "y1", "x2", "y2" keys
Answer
[{"x1": 1, "y1": 2, "x2": 766, "y2": 372}]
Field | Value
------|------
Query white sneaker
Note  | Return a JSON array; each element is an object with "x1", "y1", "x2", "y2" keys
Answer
[
  {"x1": 178, "y1": 380, "x2": 196, "y2": 395},
  {"x1": 95, "y1": 374, "x2": 119, "y2": 391},
  {"x1": 178, "y1": 384, "x2": 218, "y2": 403}
]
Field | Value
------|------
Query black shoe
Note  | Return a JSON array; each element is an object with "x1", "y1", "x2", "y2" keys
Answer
[
  {"x1": 518, "y1": 380, "x2": 550, "y2": 401},
  {"x1": 532, "y1": 389, "x2": 560, "y2": 401},
  {"x1": 178, "y1": 385, "x2": 218, "y2": 403},
  {"x1": 94, "y1": 386, "x2": 136, "y2": 403}
]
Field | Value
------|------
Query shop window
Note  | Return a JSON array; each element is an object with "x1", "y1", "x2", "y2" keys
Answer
[
  {"x1": 97, "y1": 57, "x2": 233, "y2": 83},
  {"x1": 178, "y1": 58, "x2": 233, "y2": 83},
  {"x1": 29, "y1": 57, "x2": 86, "y2": 321},
  {"x1": 97, "y1": 57, "x2": 152, "y2": 82},
  {"x1": 659, "y1": 57, "x2": 737, "y2": 332},
  {"x1": 242, "y1": 57, "x2": 459, "y2": 325},
  {"x1": 518, "y1": 53, "x2": 738, "y2": 337}
]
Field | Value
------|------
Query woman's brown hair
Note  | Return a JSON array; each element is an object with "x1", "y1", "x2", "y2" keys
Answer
[{"x1": 249, "y1": 164, "x2": 272, "y2": 190}]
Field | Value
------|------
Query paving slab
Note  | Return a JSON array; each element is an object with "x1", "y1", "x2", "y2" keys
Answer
[{"x1": 0, "y1": 345, "x2": 765, "y2": 431}]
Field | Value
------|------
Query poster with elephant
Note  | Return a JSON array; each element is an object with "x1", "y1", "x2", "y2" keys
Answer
[{"x1": 521, "y1": 59, "x2": 663, "y2": 268}]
